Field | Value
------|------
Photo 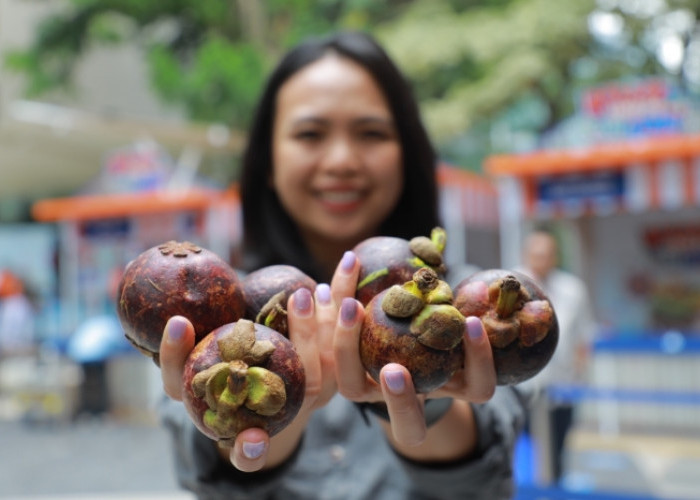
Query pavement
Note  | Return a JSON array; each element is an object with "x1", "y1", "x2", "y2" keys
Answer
[{"x1": 0, "y1": 415, "x2": 195, "y2": 500}]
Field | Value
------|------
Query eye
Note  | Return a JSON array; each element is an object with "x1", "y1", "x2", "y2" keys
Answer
[
  {"x1": 359, "y1": 128, "x2": 394, "y2": 142},
  {"x1": 294, "y1": 129, "x2": 324, "y2": 142}
]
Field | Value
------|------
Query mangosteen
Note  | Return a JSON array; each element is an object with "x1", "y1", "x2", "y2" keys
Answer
[
  {"x1": 182, "y1": 319, "x2": 305, "y2": 444},
  {"x1": 242, "y1": 265, "x2": 317, "y2": 337},
  {"x1": 453, "y1": 269, "x2": 559, "y2": 385},
  {"x1": 359, "y1": 267, "x2": 465, "y2": 393},
  {"x1": 116, "y1": 240, "x2": 245, "y2": 365},
  {"x1": 354, "y1": 227, "x2": 447, "y2": 306}
]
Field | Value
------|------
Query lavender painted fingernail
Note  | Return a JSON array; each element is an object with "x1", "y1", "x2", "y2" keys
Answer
[
  {"x1": 316, "y1": 284, "x2": 331, "y2": 305},
  {"x1": 340, "y1": 298, "x2": 358, "y2": 325},
  {"x1": 466, "y1": 316, "x2": 483, "y2": 340},
  {"x1": 293, "y1": 287, "x2": 313, "y2": 315},
  {"x1": 340, "y1": 251, "x2": 356, "y2": 273},
  {"x1": 166, "y1": 317, "x2": 187, "y2": 343},
  {"x1": 384, "y1": 369, "x2": 405, "y2": 394},
  {"x1": 242, "y1": 441, "x2": 266, "y2": 459}
]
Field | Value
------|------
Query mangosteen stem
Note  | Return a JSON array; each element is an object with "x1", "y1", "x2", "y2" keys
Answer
[
  {"x1": 495, "y1": 275, "x2": 522, "y2": 318},
  {"x1": 413, "y1": 267, "x2": 439, "y2": 293}
]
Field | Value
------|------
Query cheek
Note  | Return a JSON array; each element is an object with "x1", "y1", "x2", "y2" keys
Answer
[
  {"x1": 372, "y1": 148, "x2": 404, "y2": 206},
  {"x1": 271, "y1": 146, "x2": 311, "y2": 215}
]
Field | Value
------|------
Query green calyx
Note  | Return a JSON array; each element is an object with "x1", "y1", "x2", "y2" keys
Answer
[
  {"x1": 357, "y1": 267, "x2": 389, "y2": 291},
  {"x1": 430, "y1": 227, "x2": 447, "y2": 253},
  {"x1": 192, "y1": 320, "x2": 287, "y2": 437},
  {"x1": 256, "y1": 290, "x2": 288, "y2": 333},
  {"x1": 410, "y1": 304, "x2": 465, "y2": 351},
  {"x1": 381, "y1": 267, "x2": 465, "y2": 351}
]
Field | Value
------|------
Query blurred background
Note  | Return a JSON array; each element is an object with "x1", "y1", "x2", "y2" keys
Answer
[{"x1": 1, "y1": 1, "x2": 699, "y2": 499}]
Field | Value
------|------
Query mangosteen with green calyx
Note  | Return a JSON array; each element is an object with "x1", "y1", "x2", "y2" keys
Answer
[
  {"x1": 359, "y1": 267, "x2": 465, "y2": 394},
  {"x1": 182, "y1": 319, "x2": 305, "y2": 444},
  {"x1": 453, "y1": 269, "x2": 558, "y2": 385},
  {"x1": 354, "y1": 227, "x2": 448, "y2": 306}
]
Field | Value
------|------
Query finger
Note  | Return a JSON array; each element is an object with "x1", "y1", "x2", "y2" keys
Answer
[
  {"x1": 459, "y1": 316, "x2": 497, "y2": 402},
  {"x1": 287, "y1": 287, "x2": 323, "y2": 403},
  {"x1": 380, "y1": 363, "x2": 426, "y2": 447},
  {"x1": 333, "y1": 297, "x2": 375, "y2": 400},
  {"x1": 229, "y1": 428, "x2": 270, "y2": 472},
  {"x1": 314, "y1": 283, "x2": 338, "y2": 399},
  {"x1": 314, "y1": 283, "x2": 336, "y2": 356},
  {"x1": 330, "y1": 250, "x2": 359, "y2": 305},
  {"x1": 160, "y1": 316, "x2": 195, "y2": 401}
]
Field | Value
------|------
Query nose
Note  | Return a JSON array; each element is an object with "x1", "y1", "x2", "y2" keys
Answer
[{"x1": 320, "y1": 135, "x2": 361, "y2": 174}]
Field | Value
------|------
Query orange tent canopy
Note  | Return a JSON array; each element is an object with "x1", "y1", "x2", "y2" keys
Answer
[
  {"x1": 32, "y1": 187, "x2": 239, "y2": 222},
  {"x1": 485, "y1": 133, "x2": 700, "y2": 178}
]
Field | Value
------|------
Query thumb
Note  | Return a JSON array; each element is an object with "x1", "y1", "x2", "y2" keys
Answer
[{"x1": 160, "y1": 316, "x2": 196, "y2": 400}]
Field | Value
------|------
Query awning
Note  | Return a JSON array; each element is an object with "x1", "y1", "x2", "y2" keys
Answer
[
  {"x1": 485, "y1": 133, "x2": 700, "y2": 218},
  {"x1": 437, "y1": 164, "x2": 499, "y2": 228},
  {"x1": 32, "y1": 187, "x2": 238, "y2": 222}
]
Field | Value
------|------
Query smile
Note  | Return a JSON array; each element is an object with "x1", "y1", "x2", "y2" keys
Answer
[{"x1": 316, "y1": 189, "x2": 365, "y2": 212}]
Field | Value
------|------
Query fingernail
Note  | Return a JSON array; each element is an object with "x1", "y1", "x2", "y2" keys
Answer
[
  {"x1": 384, "y1": 369, "x2": 405, "y2": 395},
  {"x1": 242, "y1": 441, "x2": 266, "y2": 460},
  {"x1": 466, "y1": 316, "x2": 483, "y2": 341},
  {"x1": 340, "y1": 297, "x2": 357, "y2": 326},
  {"x1": 340, "y1": 251, "x2": 356, "y2": 274},
  {"x1": 293, "y1": 287, "x2": 312, "y2": 315},
  {"x1": 166, "y1": 317, "x2": 187, "y2": 343},
  {"x1": 316, "y1": 283, "x2": 331, "y2": 305}
]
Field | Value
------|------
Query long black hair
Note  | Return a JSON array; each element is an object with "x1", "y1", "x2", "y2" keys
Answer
[{"x1": 239, "y1": 31, "x2": 440, "y2": 280}]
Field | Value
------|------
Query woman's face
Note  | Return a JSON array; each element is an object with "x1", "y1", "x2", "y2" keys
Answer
[{"x1": 271, "y1": 54, "x2": 403, "y2": 250}]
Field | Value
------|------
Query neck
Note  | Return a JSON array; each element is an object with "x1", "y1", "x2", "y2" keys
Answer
[{"x1": 302, "y1": 232, "x2": 369, "y2": 283}]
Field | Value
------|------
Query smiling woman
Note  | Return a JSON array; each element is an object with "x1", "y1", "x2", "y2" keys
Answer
[
  {"x1": 240, "y1": 32, "x2": 439, "y2": 283},
  {"x1": 158, "y1": 31, "x2": 527, "y2": 500},
  {"x1": 271, "y1": 54, "x2": 404, "y2": 276}
]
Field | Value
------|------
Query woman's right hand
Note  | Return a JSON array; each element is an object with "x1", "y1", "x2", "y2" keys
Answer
[{"x1": 158, "y1": 281, "x2": 339, "y2": 472}]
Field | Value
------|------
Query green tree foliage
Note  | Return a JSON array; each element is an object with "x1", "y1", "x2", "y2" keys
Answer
[
  {"x1": 5, "y1": 0, "x2": 700, "y2": 169},
  {"x1": 3, "y1": 0, "x2": 411, "y2": 127}
]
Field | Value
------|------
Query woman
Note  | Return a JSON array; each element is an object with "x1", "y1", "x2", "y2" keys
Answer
[{"x1": 159, "y1": 31, "x2": 528, "y2": 499}]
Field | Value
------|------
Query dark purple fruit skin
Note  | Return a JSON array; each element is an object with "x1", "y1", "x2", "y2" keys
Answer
[
  {"x1": 453, "y1": 269, "x2": 559, "y2": 386},
  {"x1": 360, "y1": 288, "x2": 464, "y2": 394},
  {"x1": 116, "y1": 242, "x2": 245, "y2": 362},
  {"x1": 182, "y1": 321, "x2": 305, "y2": 441},
  {"x1": 355, "y1": 236, "x2": 428, "y2": 306},
  {"x1": 242, "y1": 265, "x2": 317, "y2": 336}
]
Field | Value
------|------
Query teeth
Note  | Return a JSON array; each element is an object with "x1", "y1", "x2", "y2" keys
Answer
[{"x1": 319, "y1": 191, "x2": 361, "y2": 203}]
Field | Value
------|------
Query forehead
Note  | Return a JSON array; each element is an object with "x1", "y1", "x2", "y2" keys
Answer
[{"x1": 276, "y1": 54, "x2": 390, "y2": 117}]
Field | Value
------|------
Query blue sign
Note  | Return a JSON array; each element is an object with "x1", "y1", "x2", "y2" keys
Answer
[{"x1": 537, "y1": 170, "x2": 625, "y2": 203}]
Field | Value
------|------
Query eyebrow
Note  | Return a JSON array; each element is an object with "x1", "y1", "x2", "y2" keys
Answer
[{"x1": 290, "y1": 115, "x2": 395, "y2": 127}]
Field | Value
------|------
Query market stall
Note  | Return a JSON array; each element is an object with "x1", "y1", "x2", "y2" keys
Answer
[{"x1": 485, "y1": 78, "x2": 700, "y2": 494}]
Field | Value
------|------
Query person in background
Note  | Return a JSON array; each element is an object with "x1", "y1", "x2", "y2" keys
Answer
[
  {"x1": 518, "y1": 227, "x2": 597, "y2": 484},
  {"x1": 157, "y1": 31, "x2": 531, "y2": 499},
  {"x1": 0, "y1": 269, "x2": 36, "y2": 359}
]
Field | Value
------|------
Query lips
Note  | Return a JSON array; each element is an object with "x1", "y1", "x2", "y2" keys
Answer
[{"x1": 315, "y1": 188, "x2": 365, "y2": 212}]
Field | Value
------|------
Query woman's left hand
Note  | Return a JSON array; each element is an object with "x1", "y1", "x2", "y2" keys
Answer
[{"x1": 332, "y1": 252, "x2": 497, "y2": 449}]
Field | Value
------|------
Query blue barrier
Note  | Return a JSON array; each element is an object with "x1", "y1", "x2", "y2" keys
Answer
[
  {"x1": 593, "y1": 332, "x2": 700, "y2": 354},
  {"x1": 513, "y1": 485, "x2": 687, "y2": 500},
  {"x1": 547, "y1": 385, "x2": 700, "y2": 406}
]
